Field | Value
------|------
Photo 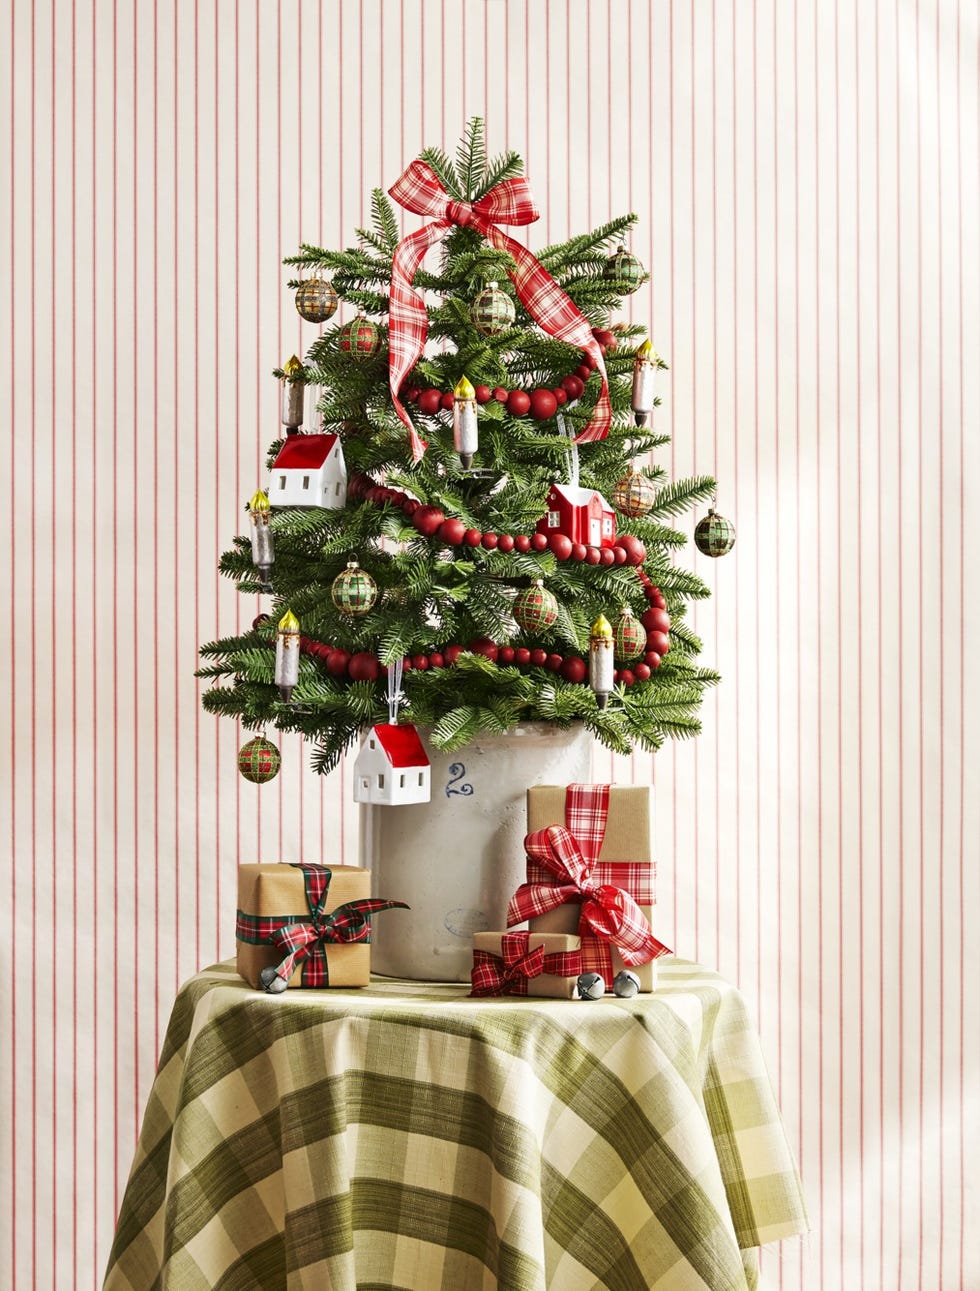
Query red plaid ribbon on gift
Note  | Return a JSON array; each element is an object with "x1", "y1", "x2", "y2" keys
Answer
[
  {"x1": 236, "y1": 863, "x2": 408, "y2": 987},
  {"x1": 470, "y1": 931, "x2": 583, "y2": 997},
  {"x1": 387, "y1": 159, "x2": 611, "y2": 461},
  {"x1": 507, "y1": 784, "x2": 671, "y2": 969}
]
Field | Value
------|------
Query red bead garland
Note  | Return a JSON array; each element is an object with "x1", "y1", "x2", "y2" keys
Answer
[{"x1": 400, "y1": 353, "x2": 601, "y2": 421}]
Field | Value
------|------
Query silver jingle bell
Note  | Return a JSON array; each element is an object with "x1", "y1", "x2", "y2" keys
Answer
[
  {"x1": 259, "y1": 965, "x2": 289, "y2": 994},
  {"x1": 612, "y1": 970, "x2": 641, "y2": 999},
  {"x1": 576, "y1": 971, "x2": 606, "y2": 1000}
]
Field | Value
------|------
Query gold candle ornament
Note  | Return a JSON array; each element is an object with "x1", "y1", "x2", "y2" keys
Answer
[
  {"x1": 631, "y1": 338, "x2": 657, "y2": 426},
  {"x1": 248, "y1": 489, "x2": 275, "y2": 588},
  {"x1": 275, "y1": 608, "x2": 300, "y2": 702},
  {"x1": 589, "y1": 613, "x2": 615, "y2": 709},
  {"x1": 453, "y1": 374, "x2": 479, "y2": 469},
  {"x1": 280, "y1": 354, "x2": 306, "y2": 433}
]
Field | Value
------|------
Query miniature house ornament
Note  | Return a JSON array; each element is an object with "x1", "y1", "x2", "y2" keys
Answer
[
  {"x1": 536, "y1": 483, "x2": 616, "y2": 549},
  {"x1": 267, "y1": 432, "x2": 347, "y2": 509},
  {"x1": 353, "y1": 724, "x2": 431, "y2": 806}
]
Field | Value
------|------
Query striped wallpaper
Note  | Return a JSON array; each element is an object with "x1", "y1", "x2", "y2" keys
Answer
[{"x1": 2, "y1": 1, "x2": 978, "y2": 1286}]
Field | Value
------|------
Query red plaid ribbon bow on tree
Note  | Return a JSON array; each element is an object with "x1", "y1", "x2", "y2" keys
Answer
[
  {"x1": 507, "y1": 784, "x2": 671, "y2": 968},
  {"x1": 470, "y1": 931, "x2": 583, "y2": 997},
  {"x1": 387, "y1": 158, "x2": 612, "y2": 461},
  {"x1": 235, "y1": 863, "x2": 408, "y2": 988}
]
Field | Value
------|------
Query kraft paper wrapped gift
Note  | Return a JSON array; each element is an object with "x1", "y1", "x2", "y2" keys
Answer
[
  {"x1": 517, "y1": 784, "x2": 666, "y2": 992},
  {"x1": 236, "y1": 862, "x2": 395, "y2": 989},
  {"x1": 471, "y1": 931, "x2": 583, "y2": 998}
]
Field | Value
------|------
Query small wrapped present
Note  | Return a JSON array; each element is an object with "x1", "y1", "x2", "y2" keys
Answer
[
  {"x1": 507, "y1": 784, "x2": 670, "y2": 992},
  {"x1": 236, "y1": 862, "x2": 407, "y2": 991},
  {"x1": 471, "y1": 931, "x2": 583, "y2": 998}
]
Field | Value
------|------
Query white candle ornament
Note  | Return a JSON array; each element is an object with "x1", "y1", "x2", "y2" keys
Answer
[
  {"x1": 631, "y1": 338, "x2": 657, "y2": 426},
  {"x1": 589, "y1": 614, "x2": 615, "y2": 710},
  {"x1": 274, "y1": 608, "x2": 300, "y2": 702},
  {"x1": 453, "y1": 374, "x2": 479, "y2": 469}
]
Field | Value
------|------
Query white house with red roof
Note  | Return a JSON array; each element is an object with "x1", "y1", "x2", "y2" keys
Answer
[
  {"x1": 535, "y1": 483, "x2": 616, "y2": 548},
  {"x1": 267, "y1": 432, "x2": 347, "y2": 509},
  {"x1": 353, "y1": 723, "x2": 431, "y2": 806}
]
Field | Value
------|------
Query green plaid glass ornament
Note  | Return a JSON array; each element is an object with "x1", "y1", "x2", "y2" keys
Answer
[
  {"x1": 602, "y1": 245, "x2": 647, "y2": 294},
  {"x1": 294, "y1": 277, "x2": 339, "y2": 322},
  {"x1": 331, "y1": 559, "x2": 378, "y2": 615},
  {"x1": 238, "y1": 736, "x2": 282, "y2": 783},
  {"x1": 612, "y1": 468, "x2": 656, "y2": 517},
  {"x1": 613, "y1": 606, "x2": 645, "y2": 662},
  {"x1": 694, "y1": 509, "x2": 736, "y2": 557},
  {"x1": 513, "y1": 579, "x2": 559, "y2": 632},
  {"x1": 469, "y1": 282, "x2": 516, "y2": 337},
  {"x1": 338, "y1": 315, "x2": 380, "y2": 359}
]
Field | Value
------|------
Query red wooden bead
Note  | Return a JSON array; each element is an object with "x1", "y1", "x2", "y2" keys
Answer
[
  {"x1": 404, "y1": 385, "x2": 420, "y2": 402},
  {"x1": 548, "y1": 533, "x2": 573, "y2": 561},
  {"x1": 348, "y1": 651, "x2": 380, "y2": 682},
  {"x1": 438, "y1": 517, "x2": 467, "y2": 545},
  {"x1": 646, "y1": 630, "x2": 670, "y2": 656},
  {"x1": 481, "y1": 532, "x2": 499, "y2": 549},
  {"x1": 528, "y1": 388, "x2": 559, "y2": 420},
  {"x1": 553, "y1": 387, "x2": 568, "y2": 406},
  {"x1": 612, "y1": 546, "x2": 628, "y2": 564},
  {"x1": 560, "y1": 656, "x2": 587, "y2": 684},
  {"x1": 641, "y1": 607, "x2": 671, "y2": 634},
  {"x1": 497, "y1": 534, "x2": 515, "y2": 553},
  {"x1": 619, "y1": 669, "x2": 635, "y2": 686},
  {"x1": 644, "y1": 650, "x2": 662, "y2": 669},
  {"x1": 401, "y1": 657, "x2": 413, "y2": 671},
  {"x1": 326, "y1": 648, "x2": 351, "y2": 676},
  {"x1": 585, "y1": 546, "x2": 602, "y2": 565},
  {"x1": 417, "y1": 388, "x2": 442, "y2": 415},
  {"x1": 546, "y1": 653, "x2": 563, "y2": 671},
  {"x1": 412, "y1": 654, "x2": 430, "y2": 671},
  {"x1": 616, "y1": 534, "x2": 647, "y2": 565},
  {"x1": 469, "y1": 637, "x2": 499, "y2": 662},
  {"x1": 492, "y1": 386, "x2": 509, "y2": 403},
  {"x1": 439, "y1": 390, "x2": 454, "y2": 411},
  {"x1": 592, "y1": 328, "x2": 617, "y2": 353},
  {"x1": 574, "y1": 364, "x2": 592, "y2": 381},
  {"x1": 599, "y1": 547, "x2": 616, "y2": 566},
  {"x1": 413, "y1": 505, "x2": 446, "y2": 536},
  {"x1": 463, "y1": 528, "x2": 483, "y2": 546},
  {"x1": 474, "y1": 384, "x2": 493, "y2": 404},
  {"x1": 429, "y1": 652, "x2": 445, "y2": 668},
  {"x1": 403, "y1": 499, "x2": 420, "y2": 516},
  {"x1": 633, "y1": 663, "x2": 651, "y2": 681},
  {"x1": 444, "y1": 644, "x2": 464, "y2": 664},
  {"x1": 499, "y1": 646, "x2": 516, "y2": 664},
  {"x1": 252, "y1": 613, "x2": 271, "y2": 629},
  {"x1": 561, "y1": 375, "x2": 585, "y2": 400},
  {"x1": 570, "y1": 542, "x2": 588, "y2": 562},
  {"x1": 506, "y1": 389, "x2": 531, "y2": 416},
  {"x1": 653, "y1": 591, "x2": 667, "y2": 609},
  {"x1": 515, "y1": 647, "x2": 531, "y2": 665},
  {"x1": 514, "y1": 535, "x2": 532, "y2": 552},
  {"x1": 531, "y1": 533, "x2": 550, "y2": 551},
  {"x1": 530, "y1": 648, "x2": 548, "y2": 666}
]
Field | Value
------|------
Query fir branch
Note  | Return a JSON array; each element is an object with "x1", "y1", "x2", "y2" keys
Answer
[
  {"x1": 418, "y1": 145, "x2": 461, "y2": 198},
  {"x1": 456, "y1": 117, "x2": 487, "y2": 200},
  {"x1": 649, "y1": 476, "x2": 718, "y2": 518}
]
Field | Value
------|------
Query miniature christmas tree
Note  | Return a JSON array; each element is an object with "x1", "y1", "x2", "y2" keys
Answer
[{"x1": 199, "y1": 120, "x2": 719, "y2": 776}]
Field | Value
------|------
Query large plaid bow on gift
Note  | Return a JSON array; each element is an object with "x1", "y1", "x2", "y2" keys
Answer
[
  {"x1": 235, "y1": 863, "x2": 408, "y2": 987},
  {"x1": 507, "y1": 784, "x2": 671, "y2": 968},
  {"x1": 387, "y1": 159, "x2": 612, "y2": 461},
  {"x1": 470, "y1": 931, "x2": 583, "y2": 998}
]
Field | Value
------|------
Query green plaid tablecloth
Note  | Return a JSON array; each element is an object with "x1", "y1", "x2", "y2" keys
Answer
[{"x1": 104, "y1": 959, "x2": 806, "y2": 1290}]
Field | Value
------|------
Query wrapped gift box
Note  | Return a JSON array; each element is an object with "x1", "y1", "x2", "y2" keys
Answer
[
  {"x1": 237, "y1": 863, "x2": 376, "y2": 989},
  {"x1": 520, "y1": 784, "x2": 664, "y2": 992},
  {"x1": 471, "y1": 931, "x2": 583, "y2": 998}
]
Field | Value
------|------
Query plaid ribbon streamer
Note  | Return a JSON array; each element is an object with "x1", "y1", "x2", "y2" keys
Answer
[
  {"x1": 507, "y1": 784, "x2": 671, "y2": 967},
  {"x1": 470, "y1": 931, "x2": 583, "y2": 997},
  {"x1": 235, "y1": 863, "x2": 408, "y2": 986},
  {"x1": 387, "y1": 159, "x2": 611, "y2": 461}
]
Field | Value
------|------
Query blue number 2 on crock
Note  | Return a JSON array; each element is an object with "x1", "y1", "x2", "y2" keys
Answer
[{"x1": 445, "y1": 763, "x2": 474, "y2": 797}]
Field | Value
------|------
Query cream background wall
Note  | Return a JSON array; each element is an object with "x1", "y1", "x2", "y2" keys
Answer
[{"x1": 2, "y1": 1, "x2": 978, "y2": 1287}]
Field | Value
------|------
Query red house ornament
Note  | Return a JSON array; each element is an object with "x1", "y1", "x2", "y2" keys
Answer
[{"x1": 535, "y1": 484, "x2": 617, "y2": 549}]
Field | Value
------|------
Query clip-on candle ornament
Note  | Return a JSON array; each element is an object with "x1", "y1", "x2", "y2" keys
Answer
[
  {"x1": 589, "y1": 614, "x2": 615, "y2": 709},
  {"x1": 280, "y1": 355, "x2": 306, "y2": 435},
  {"x1": 631, "y1": 339, "x2": 657, "y2": 427},
  {"x1": 453, "y1": 375, "x2": 479, "y2": 469},
  {"x1": 248, "y1": 489, "x2": 275, "y2": 590},
  {"x1": 275, "y1": 608, "x2": 300, "y2": 702}
]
